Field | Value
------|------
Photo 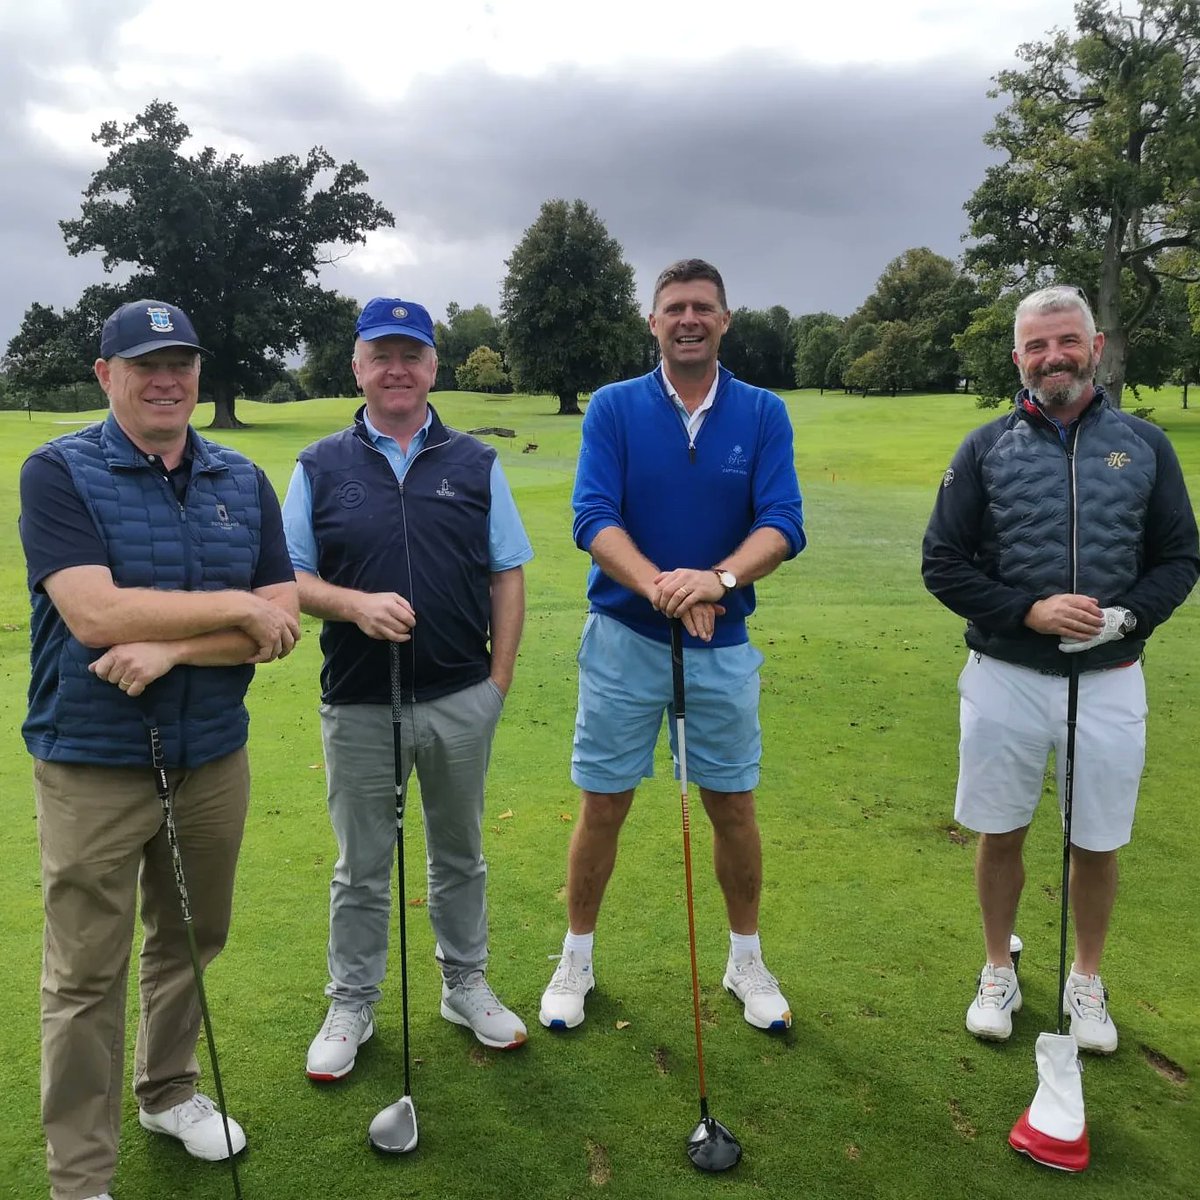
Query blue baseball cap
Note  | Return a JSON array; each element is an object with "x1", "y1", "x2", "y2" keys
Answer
[
  {"x1": 356, "y1": 298, "x2": 436, "y2": 348},
  {"x1": 100, "y1": 299, "x2": 207, "y2": 359}
]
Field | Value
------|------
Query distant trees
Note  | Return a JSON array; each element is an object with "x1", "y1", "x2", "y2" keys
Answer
[
  {"x1": 435, "y1": 303, "x2": 504, "y2": 392},
  {"x1": 456, "y1": 346, "x2": 511, "y2": 393},
  {"x1": 720, "y1": 305, "x2": 796, "y2": 390},
  {"x1": 299, "y1": 292, "x2": 359, "y2": 399},
  {"x1": 965, "y1": 0, "x2": 1200, "y2": 406},
  {"x1": 2, "y1": 283, "x2": 126, "y2": 410},
  {"x1": 792, "y1": 313, "x2": 844, "y2": 392},
  {"x1": 57, "y1": 100, "x2": 393, "y2": 426},
  {"x1": 501, "y1": 199, "x2": 643, "y2": 414}
]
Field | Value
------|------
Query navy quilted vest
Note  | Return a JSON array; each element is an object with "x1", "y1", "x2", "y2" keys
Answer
[
  {"x1": 24, "y1": 415, "x2": 264, "y2": 767},
  {"x1": 299, "y1": 404, "x2": 494, "y2": 704}
]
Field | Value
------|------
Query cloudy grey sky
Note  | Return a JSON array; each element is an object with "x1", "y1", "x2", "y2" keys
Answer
[{"x1": 0, "y1": 0, "x2": 1079, "y2": 351}]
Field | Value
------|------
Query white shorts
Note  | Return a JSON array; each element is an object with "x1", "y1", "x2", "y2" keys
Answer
[{"x1": 955, "y1": 652, "x2": 1147, "y2": 852}]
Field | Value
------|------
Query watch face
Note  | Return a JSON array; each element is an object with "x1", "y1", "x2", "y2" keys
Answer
[{"x1": 718, "y1": 570, "x2": 736, "y2": 589}]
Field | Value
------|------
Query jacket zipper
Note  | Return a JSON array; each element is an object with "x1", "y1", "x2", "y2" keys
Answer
[{"x1": 366, "y1": 428, "x2": 447, "y2": 703}]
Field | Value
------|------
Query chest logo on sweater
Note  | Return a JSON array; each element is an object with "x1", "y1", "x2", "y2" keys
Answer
[
  {"x1": 722, "y1": 444, "x2": 748, "y2": 476},
  {"x1": 436, "y1": 478, "x2": 457, "y2": 498},
  {"x1": 335, "y1": 480, "x2": 368, "y2": 509},
  {"x1": 211, "y1": 501, "x2": 238, "y2": 531},
  {"x1": 1105, "y1": 452, "x2": 1131, "y2": 469}
]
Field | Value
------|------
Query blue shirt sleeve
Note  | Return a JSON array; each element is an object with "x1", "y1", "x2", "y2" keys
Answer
[
  {"x1": 748, "y1": 394, "x2": 806, "y2": 558},
  {"x1": 253, "y1": 471, "x2": 297, "y2": 588},
  {"x1": 571, "y1": 388, "x2": 626, "y2": 552},
  {"x1": 281, "y1": 461, "x2": 318, "y2": 575},
  {"x1": 488, "y1": 459, "x2": 533, "y2": 572}
]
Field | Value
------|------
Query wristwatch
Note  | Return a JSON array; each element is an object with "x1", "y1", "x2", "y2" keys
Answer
[
  {"x1": 1116, "y1": 607, "x2": 1137, "y2": 633},
  {"x1": 713, "y1": 567, "x2": 737, "y2": 593}
]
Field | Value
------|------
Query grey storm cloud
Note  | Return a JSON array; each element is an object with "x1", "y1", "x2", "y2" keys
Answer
[{"x1": 0, "y1": 43, "x2": 1006, "y2": 351}]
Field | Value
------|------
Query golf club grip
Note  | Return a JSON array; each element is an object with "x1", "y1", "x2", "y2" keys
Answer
[
  {"x1": 389, "y1": 642, "x2": 403, "y2": 724},
  {"x1": 670, "y1": 619, "x2": 685, "y2": 718}
]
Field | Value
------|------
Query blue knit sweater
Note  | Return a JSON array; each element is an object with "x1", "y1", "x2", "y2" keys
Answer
[{"x1": 572, "y1": 366, "x2": 805, "y2": 647}]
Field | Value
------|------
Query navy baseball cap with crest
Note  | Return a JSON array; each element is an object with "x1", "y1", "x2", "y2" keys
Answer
[
  {"x1": 356, "y1": 298, "x2": 436, "y2": 348},
  {"x1": 100, "y1": 299, "x2": 207, "y2": 359}
]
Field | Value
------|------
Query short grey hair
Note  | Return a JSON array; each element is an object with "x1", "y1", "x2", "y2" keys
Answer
[{"x1": 1013, "y1": 285, "x2": 1097, "y2": 347}]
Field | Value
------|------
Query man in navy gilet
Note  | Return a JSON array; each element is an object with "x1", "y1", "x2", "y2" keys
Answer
[
  {"x1": 284, "y1": 297, "x2": 533, "y2": 1079},
  {"x1": 19, "y1": 299, "x2": 300, "y2": 1200}
]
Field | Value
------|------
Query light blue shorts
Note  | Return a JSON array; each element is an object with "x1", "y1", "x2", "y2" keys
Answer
[{"x1": 571, "y1": 612, "x2": 764, "y2": 794}]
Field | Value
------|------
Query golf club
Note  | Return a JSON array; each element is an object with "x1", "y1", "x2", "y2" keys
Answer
[
  {"x1": 145, "y1": 718, "x2": 244, "y2": 1199},
  {"x1": 670, "y1": 619, "x2": 742, "y2": 1173},
  {"x1": 367, "y1": 640, "x2": 418, "y2": 1154},
  {"x1": 1009, "y1": 658, "x2": 1089, "y2": 1170}
]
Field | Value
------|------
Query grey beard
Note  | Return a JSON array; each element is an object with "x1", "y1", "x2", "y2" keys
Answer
[{"x1": 1021, "y1": 362, "x2": 1093, "y2": 410}]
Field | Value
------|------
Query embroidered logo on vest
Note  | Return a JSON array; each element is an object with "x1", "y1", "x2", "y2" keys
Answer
[
  {"x1": 212, "y1": 501, "x2": 238, "y2": 530},
  {"x1": 1105, "y1": 452, "x2": 1130, "y2": 469},
  {"x1": 436, "y1": 478, "x2": 456, "y2": 497},
  {"x1": 943, "y1": 467, "x2": 955, "y2": 488},
  {"x1": 336, "y1": 480, "x2": 368, "y2": 508}
]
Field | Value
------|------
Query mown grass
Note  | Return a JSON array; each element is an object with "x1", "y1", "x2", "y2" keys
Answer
[{"x1": 0, "y1": 388, "x2": 1196, "y2": 1200}]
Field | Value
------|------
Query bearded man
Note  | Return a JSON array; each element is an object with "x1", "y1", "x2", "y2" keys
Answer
[{"x1": 921, "y1": 285, "x2": 1198, "y2": 1054}]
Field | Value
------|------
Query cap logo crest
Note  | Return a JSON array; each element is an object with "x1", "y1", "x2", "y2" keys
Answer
[
  {"x1": 392, "y1": 306, "x2": 408, "y2": 319},
  {"x1": 147, "y1": 306, "x2": 174, "y2": 332}
]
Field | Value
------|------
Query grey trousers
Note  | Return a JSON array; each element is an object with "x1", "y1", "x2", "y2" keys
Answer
[{"x1": 320, "y1": 677, "x2": 505, "y2": 1002}]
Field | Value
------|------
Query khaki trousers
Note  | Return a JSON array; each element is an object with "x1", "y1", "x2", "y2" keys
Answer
[{"x1": 34, "y1": 749, "x2": 249, "y2": 1200}]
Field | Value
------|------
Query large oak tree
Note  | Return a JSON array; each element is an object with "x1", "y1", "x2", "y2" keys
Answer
[
  {"x1": 60, "y1": 100, "x2": 393, "y2": 427},
  {"x1": 965, "y1": 0, "x2": 1200, "y2": 405}
]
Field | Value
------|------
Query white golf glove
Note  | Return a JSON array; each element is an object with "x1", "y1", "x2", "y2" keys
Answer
[{"x1": 1059, "y1": 606, "x2": 1132, "y2": 654}]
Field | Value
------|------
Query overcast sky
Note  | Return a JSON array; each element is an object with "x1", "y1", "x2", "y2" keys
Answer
[{"x1": 0, "y1": 0, "x2": 1080, "y2": 352}]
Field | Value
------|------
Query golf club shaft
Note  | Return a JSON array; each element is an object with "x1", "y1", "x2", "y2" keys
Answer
[
  {"x1": 389, "y1": 643, "x2": 413, "y2": 1100},
  {"x1": 147, "y1": 723, "x2": 244, "y2": 1200},
  {"x1": 670, "y1": 621, "x2": 711, "y2": 1113},
  {"x1": 1057, "y1": 661, "x2": 1080, "y2": 1038}
]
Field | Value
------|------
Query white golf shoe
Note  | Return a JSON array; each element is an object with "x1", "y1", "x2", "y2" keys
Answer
[
  {"x1": 966, "y1": 964, "x2": 1022, "y2": 1041},
  {"x1": 139, "y1": 1094, "x2": 246, "y2": 1160},
  {"x1": 82, "y1": 1195, "x2": 113, "y2": 1199},
  {"x1": 441, "y1": 972, "x2": 528, "y2": 1049},
  {"x1": 723, "y1": 952, "x2": 792, "y2": 1030},
  {"x1": 1064, "y1": 970, "x2": 1118, "y2": 1054},
  {"x1": 306, "y1": 1000, "x2": 375, "y2": 1080},
  {"x1": 539, "y1": 950, "x2": 596, "y2": 1029}
]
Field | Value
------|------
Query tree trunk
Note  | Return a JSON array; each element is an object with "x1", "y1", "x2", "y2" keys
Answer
[
  {"x1": 1183, "y1": 379, "x2": 1189, "y2": 410},
  {"x1": 208, "y1": 380, "x2": 246, "y2": 429},
  {"x1": 1095, "y1": 216, "x2": 1127, "y2": 408},
  {"x1": 556, "y1": 391, "x2": 581, "y2": 416}
]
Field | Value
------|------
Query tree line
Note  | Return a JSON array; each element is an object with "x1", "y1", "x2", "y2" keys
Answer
[{"x1": 5, "y1": 1, "x2": 1200, "y2": 420}]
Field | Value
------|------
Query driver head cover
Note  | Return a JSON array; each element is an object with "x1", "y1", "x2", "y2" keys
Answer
[{"x1": 1009, "y1": 1032, "x2": 1089, "y2": 1172}]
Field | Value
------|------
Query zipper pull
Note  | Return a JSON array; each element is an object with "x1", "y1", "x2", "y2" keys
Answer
[{"x1": 689, "y1": 443, "x2": 696, "y2": 464}]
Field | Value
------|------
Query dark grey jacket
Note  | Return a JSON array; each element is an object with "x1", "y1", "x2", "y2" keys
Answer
[{"x1": 922, "y1": 388, "x2": 1199, "y2": 675}]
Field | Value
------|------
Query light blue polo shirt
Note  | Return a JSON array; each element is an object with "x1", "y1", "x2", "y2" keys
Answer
[{"x1": 283, "y1": 408, "x2": 533, "y2": 574}]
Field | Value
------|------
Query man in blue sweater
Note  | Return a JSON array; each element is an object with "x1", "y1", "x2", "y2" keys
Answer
[
  {"x1": 19, "y1": 299, "x2": 299, "y2": 1200},
  {"x1": 540, "y1": 259, "x2": 806, "y2": 1033}
]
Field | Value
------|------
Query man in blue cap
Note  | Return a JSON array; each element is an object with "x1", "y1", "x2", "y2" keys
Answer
[
  {"x1": 284, "y1": 296, "x2": 533, "y2": 1076},
  {"x1": 18, "y1": 299, "x2": 300, "y2": 1200}
]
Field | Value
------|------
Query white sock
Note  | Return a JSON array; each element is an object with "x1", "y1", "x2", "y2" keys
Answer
[
  {"x1": 564, "y1": 930, "x2": 594, "y2": 961},
  {"x1": 729, "y1": 930, "x2": 761, "y2": 960}
]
